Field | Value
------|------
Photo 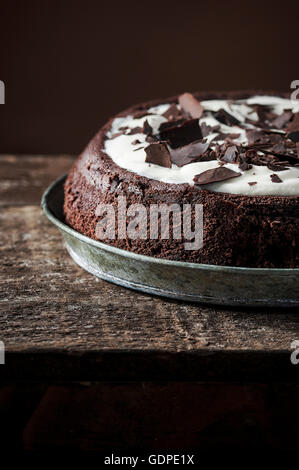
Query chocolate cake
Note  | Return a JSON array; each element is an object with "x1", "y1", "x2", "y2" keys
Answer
[{"x1": 64, "y1": 91, "x2": 299, "y2": 268}]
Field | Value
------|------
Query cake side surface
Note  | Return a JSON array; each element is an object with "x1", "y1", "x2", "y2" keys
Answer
[{"x1": 64, "y1": 91, "x2": 299, "y2": 268}]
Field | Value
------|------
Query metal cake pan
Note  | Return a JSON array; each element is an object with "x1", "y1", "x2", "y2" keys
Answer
[{"x1": 41, "y1": 174, "x2": 299, "y2": 307}]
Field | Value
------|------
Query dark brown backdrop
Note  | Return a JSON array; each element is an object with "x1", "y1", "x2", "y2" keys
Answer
[{"x1": 0, "y1": 0, "x2": 298, "y2": 154}]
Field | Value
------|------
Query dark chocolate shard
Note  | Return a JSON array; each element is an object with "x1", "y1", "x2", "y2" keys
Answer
[
  {"x1": 248, "y1": 182, "x2": 257, "y2": 186},
  {"x1": 263, "y1": 148, "x2": 299, "y2": 165},
  {"x1": 239, "y1": 160, "x2": 252, "y2": 171},
  {"x1": 193, "y1": 166, "x2": 241, "y2": 185},
  {"x1": 288, "y1": 131, "x2": 299, "y2": 143},
  {"x1": 200, "y1": 122, "x2": 220, "y2": 137},
  {"x1": 132, "y1": 139, "x2": 141, "y2": 145},
  {"x1": 170, "y1": 140, "x2": 210, "y2": 167},
  {"x1": 132, "y1": 110, "x2": 153, "y2": 119},
  {"x1": 146, "y1": 134, "x2": 159, "y2": 143},
  {"x1": 254, "y1": 104, "x2": 277, "y2": 127},
  {"x1": 226, "y1": 132, "x2": 241, "y2": 140},
  {"x1": 214, "y1": 108, "x2": 240, "y2": 126},
  {"x1": 159, "y1": 118, "x2": 203, "y2": 149},
  {"x1": 270, "y1": 173, "x2": 283, "y2": 183},
  {"x1": 286, "y1": 112, "x2": 299, "y2": 134},
  {"x1": 212, "y1": 132, "x2": 229, "y2": 142},
  {"x1": 159, "y1": 118, "x2": 185, "y2": 133},
  {"x1": 269, "y1": 133, "x2": 286, "y2": 145},
  {"x1": 200, "y1": 122, "x2": 211, "y2": 137},
  {"x1": 272, "y1": 111, "x2": 293, "y2": 129},
  {"x1": 222, "y1": 145, "x2": 238, "y2": 163},
  {"x1": 178, "y1": 93, "x2": 204, "y2": 119},
  {"x1": 271, "y1": 141, "x2": 288, "y2": 154},
  {"x1": 128, "y1": 126, "x2": 143, "y2": 135},
  {"x1": 246, "y1": 129, "x2": 270, "y2": 146},
  {"x1": 267, "y1": 161, "x2": 288, "y2": 171},
  {"x1": 145, "y1": 142, "x2": 172, "y2": 168},
  {"x1": 143, "y1": 119, "x2": 153, "y2": 135},
  {"x1": 162, "y1": 103, "x2": 181, "y2": 120}
]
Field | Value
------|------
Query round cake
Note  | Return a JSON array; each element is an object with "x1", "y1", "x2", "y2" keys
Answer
[{"x1": 64, "y1": 91, "x2": 299, "y2": 268}]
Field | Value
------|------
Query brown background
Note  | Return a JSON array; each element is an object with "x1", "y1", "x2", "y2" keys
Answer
[{"x1": 0, "y1": 0, "x2": 298, "y2": 154}]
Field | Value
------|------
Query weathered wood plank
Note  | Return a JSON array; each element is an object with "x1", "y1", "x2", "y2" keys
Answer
[
  {"x1": 1, "y1": 205, "x2": 299, "y2": 353},
  {"x1": 0, "y1": 154, "x2": 74, "y2": 206},
  {"x1": 0, "y1": 205, "x2": 298, "y2": 381}
]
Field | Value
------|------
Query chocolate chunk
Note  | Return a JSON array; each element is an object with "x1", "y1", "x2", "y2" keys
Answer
[
  {"x1": 146, "y1": 134, "x2": 159, "y2": 143},
  {"x1": 272, "y1": 111, "x2": 293, "y2": 129},
  {"x1": 244, "y1": 130, "x2": 297, "y2": 166},
  {"x1": 132, "y1": 139, "x2": 141, "y2": 145},
  {"x1": 196, "y1": 152, "x2": 218, "y2": 162},
  {"x1": 145, "y1": 142, "x2": 172, "y2": 168},
  {"x1": 264, "y1": 146, "x2": 299, "y2": 165},
  {"x1": 267, "y1": 162, "x2": 288, "y2": 171},
  {"x1": 265, "y1": 154, "x2": 289, "y2": 171},
  {"x1": 272, "y1": 141, "x2": 287, "y2": 154},
  {"x1": 227, "y1": 133, "x2": 241, "y2": 140},
  {"x1": 132, "y1": 110, "x2": 153, "y2": 119},
  {"x1": 201, "y1": 122, "x2": 220, "y2": 137},
  {"x1": 288, "y1": 131, "x2": 299, "y2": 143},
  {"x1": 159, "y1": 118, "x2": 185, "y2": 133},
  {"x1": 254, "y1": 104, "x2": 277, "y2": 127},
  {"x1": 270, "y1": 173, "x2": 283, "y2": 183},
  {"x1": 200, "y1": 122, "x2": 211, "y2": 137},
  {"x1": 267, "y1": 133, "x2": 284, "y2": 147},
  {"x1": 212, "y1": 132, "x2": 229, "y2": 142},
  {"x1": 222, "y1": 145, "x2": 238, "y2": 163},
  {"x1": 170, "y1": 140, "x2": 210, "y2": 167},
  {"x1": 214, "y1": 108, "x2": 240, "y2": 126},
  {"x1": 286, "y1": 112, "x2": 299, "y2": 134},
  {"x1": 178, "y1": 93, "x2": 204, "y2": 119},
  {"x1": 239, "y1": 160, "x2": 252, "y2": 171},
  {"x1": 162, "y1": 104, "x2": 181, "y2": 120},
  {"x1": 248, "y1": 182, "x2": 257, "y2": 186},
  {"x1": 193, "y1": 166, "x2": 241, "y2": 185},
  {"x1": 246, "y1": 129, "x2": 270, "y2": 146},
  {"x1": 159, "y1": 118, "x2": 203, "y2": 149},
  {"x1": 143, "y1": 119, "x2": 153, "y2": 135},
  {"x1": 128, "y1": 126, "x2": 143, "y2": 135},
  {"x1": 247, "y1": 151, "x2": 280, "y2": 167}
]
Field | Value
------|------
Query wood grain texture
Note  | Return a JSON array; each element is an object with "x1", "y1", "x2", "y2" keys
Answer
[
  {"x1": 0, "y1": 154, "x2": 74, "y2": 206},
  {"x1": 0, "y1": 155, "x2": 298, "y2": 381}
]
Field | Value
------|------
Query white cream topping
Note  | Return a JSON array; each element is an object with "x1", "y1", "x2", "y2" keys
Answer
[{"x1": 104, "y1": 96, "x2": 299, "y2": 196}]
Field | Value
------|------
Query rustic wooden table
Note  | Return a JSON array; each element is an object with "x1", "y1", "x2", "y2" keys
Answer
[{"x1": 0, "y1": 155, "x2": 298, "y2": 383}]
